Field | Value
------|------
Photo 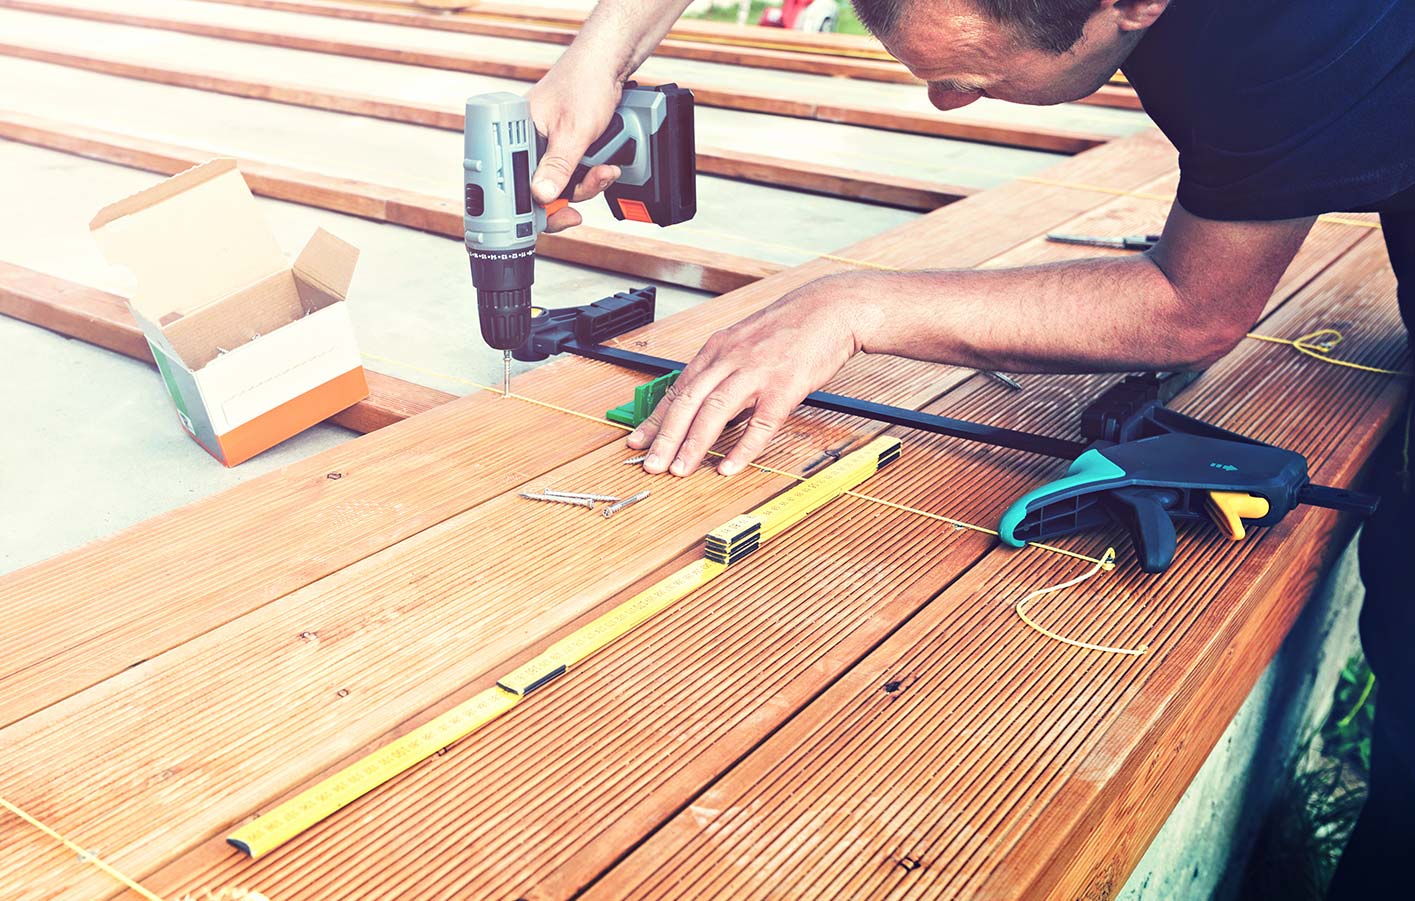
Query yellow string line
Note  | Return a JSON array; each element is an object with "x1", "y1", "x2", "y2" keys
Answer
[
  {"x1": 359, "y1": 352, "x2": 1115, "y2": 568},
  {"x1": 0, "y1": 796, "x2": 167, "y2": 901},
  {"x1": 1015, "y1": 548, "x2": 1146, "y2": 655},
  {"x1": 1246, "y1": 329, "x2": 1411, "y2": 377}
]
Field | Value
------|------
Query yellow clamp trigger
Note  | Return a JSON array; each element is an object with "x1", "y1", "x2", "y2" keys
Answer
[{"x1": 1204, "y1": 491, "x2": 1271, "y2": 541}]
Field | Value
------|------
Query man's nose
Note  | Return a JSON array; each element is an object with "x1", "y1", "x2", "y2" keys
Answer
[{"x1": 928, "y1": 85, "x2": 983, "y2": 111}]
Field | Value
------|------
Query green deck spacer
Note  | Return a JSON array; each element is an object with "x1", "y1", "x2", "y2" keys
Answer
[{"x1": 606, "y1": 370, "x2": 681, "y2": 427}]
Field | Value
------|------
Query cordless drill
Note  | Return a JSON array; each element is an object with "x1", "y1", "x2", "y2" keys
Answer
[{"x1": 463, "y1": 83, "x2": 697, "y2": 395}]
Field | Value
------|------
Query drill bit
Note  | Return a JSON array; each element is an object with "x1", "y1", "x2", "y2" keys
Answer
[{"x1": 502, "y1": 350, "x2": 512, "y2": 398}]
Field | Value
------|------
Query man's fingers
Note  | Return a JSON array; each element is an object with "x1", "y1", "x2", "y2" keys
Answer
[
  {"x1": 571, "y1": 165, "x2": 621, "y2": 202},
  {"x1": 544, "y1": 207, "x2": 583, "y2": 234},
  {"x1": 718, "y1": 398, "x2": 794, "y2": 476},
  {"x1": 640, "y1": 371, "x2": 727, "y2": 475},
  {"x1": 668, "y1": 377, "x2": 755, "y2": 476},
  {"x1": 626, "y1": 346, "x2": 721, "y2": 449}
]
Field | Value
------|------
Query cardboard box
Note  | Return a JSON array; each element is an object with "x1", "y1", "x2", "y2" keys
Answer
[{"x1": 91, "y1": 159, "x2": 369, "y2": 466}]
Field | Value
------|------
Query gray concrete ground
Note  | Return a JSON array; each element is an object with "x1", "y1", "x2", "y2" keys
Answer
[
  {"x1": 0, "y1": 5, "x2": 1099, "y2": 189},
  {"x1": 0, "y1": 315, "x2": 351, "y2": 574},
  {"x1": 34, "y1": 0, "x2": 1150, "y2": 137},
  {"x1": 0, "y1": 55, "x2": 920, "y2": 267}
]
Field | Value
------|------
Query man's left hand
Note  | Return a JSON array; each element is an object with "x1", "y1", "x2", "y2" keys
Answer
[{"x1": 626, "y1": 275, "x2": 864, "y2": 477}]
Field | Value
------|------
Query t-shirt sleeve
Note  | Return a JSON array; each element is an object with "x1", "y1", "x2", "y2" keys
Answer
[{"x1": 1155, "y1": 0, "x2": 1415, "y2": 221}]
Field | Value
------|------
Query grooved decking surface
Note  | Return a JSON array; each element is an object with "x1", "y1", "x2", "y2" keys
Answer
[{"x1": 1, "y1": 123, "x2": 1407, "y2": 900}]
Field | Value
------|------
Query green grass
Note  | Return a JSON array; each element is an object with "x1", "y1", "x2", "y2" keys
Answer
[{"x1": 686, "y1": 1, "x2": 870, "y2": 36}]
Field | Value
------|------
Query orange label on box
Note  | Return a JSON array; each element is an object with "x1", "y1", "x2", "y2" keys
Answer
[{"x1": 617, "y1": 199, "x2": 654, "y2": 223}]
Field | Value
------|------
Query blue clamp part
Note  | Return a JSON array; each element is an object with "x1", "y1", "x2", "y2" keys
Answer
[{"x1": 998, "y1": 433, "x2": 1310, "y2": 573}]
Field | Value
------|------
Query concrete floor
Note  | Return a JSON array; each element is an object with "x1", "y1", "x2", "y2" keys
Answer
[
  {"x1": 0, "y1": 315, "x2": 351, "y2": 574},
  {"x1": 0, "y1": 55, "x2": 920, "y2": 266}
]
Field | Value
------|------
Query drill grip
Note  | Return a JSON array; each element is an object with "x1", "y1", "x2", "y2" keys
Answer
[{"x1": 537, "y1": 84, "x2": 697, "y2": 227}]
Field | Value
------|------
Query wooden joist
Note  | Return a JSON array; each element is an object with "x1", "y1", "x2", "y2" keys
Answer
[
  {"x1": 0, "y1": 109, "x2": 780, "y2": 294},
  {"x1": 0, "y1": 42, "x2": 974, "y2": 212},
  {"x1": 0, "y1": 0, "x2": 1115, "y2": 153},
  {"x1": 186, "y1": 0, "x2": 1135, "y2": 114},
  {"x1": 196, "y1": 0, "x2": 926, "y2": 85},
  {"x1": 0, "y1": 261, "x2": 455, "y2": 434},
  {"x1": 410, "y1": 0, "x2": 897, "y2": 60}
]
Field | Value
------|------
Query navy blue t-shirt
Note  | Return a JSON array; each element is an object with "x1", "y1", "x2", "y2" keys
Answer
[{"x1": 1122, "y1": 0, "x2": 1415, "y2": 222}]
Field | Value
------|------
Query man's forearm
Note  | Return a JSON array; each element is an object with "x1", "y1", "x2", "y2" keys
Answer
[
  {"x1": 841, "y1": 254, "x2": 1255, "y2": 373},
  {"x1": 557, "y1": 1, "x2": 697, "y2": 83}
]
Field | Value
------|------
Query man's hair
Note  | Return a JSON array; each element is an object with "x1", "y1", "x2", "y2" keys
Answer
[{"x1": 852, "y1": 0, "x2": 1100, "y2": 54}]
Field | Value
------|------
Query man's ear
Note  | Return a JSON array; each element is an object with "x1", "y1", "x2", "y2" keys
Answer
[{"x1": 1111, "y1": 0, "x2": 1170, "y2": 32}]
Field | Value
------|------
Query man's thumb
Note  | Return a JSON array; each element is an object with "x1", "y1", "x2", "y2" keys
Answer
[{"x1": 532, "y1": 136, "x2": 584, "y2": 205}]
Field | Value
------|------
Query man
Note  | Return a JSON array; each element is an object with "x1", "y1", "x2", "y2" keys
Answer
[{"x1": 525, "y1": 1, "x2": 1413, "y2": 892}]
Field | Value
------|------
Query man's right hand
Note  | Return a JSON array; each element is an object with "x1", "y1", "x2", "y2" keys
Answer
[{"x1": 527, "y1": 68, "x2": 625, "y2": 233}]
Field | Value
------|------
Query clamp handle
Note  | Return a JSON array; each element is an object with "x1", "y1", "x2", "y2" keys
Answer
[{"x1": 997, "y1": 434, "x2": 1312, "y2": 573}]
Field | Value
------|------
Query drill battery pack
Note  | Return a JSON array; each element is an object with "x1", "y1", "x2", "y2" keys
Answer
[{"x1": 604, "y1": 84, "x2": 697, "y2": 227}]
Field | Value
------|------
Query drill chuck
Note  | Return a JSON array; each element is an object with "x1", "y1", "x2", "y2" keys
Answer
[
  {"x1": 469, "y1": 247, "x2": 535, "y2": 351},
  {"x1": 476, "y1": 287, "x2": 532, "y2": 351}
]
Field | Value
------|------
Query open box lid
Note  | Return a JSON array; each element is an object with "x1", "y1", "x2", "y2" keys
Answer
[
  {"x1": 89, "y1": 159, "x2": 287, "y2": 329},
  {"x1": 90, "y1": 159, "x2": 361, "y2": 370}
]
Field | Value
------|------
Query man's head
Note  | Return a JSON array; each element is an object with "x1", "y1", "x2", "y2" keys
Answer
[{"x1": 852, "y1": 0, "x2": 1170, "y2": 109}]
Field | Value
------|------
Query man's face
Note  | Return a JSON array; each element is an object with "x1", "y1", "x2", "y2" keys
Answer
[{"x1": 878, "y1": 1, "x2": 1146, "y2": 109}]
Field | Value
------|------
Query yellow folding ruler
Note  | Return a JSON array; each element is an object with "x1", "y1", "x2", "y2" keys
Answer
[{"x1": 227, "y1": 435, "x2": 902, "y2": 859}]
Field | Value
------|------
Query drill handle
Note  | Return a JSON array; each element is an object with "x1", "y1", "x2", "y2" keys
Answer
[{"x1": 536, "y1": 113, "x2": 644, "y2": 204}]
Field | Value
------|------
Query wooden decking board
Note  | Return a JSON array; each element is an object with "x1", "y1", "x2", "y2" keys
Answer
[
  {"x1": 147, "y1": 391, "x2": 1086, "y2": 901},
  {"x1": 143, "y1": 232, "x2": 1396, "y2": 899},
  {"x1": 0, "y1": 432, "x2": 830, "y2": 897},
  {"x1": 0, "y1": 260, "x2": 457, "y2": 433},
  {"x1": 0, "y1": 129, "x2": 1179, "y2": 731},
  {"x1": 0, "y1": 0, "x2": 1115, "y2": 153},
  {"x1": 0, "y1": 110, "x2": 780, "y2": 294},
  {"x1": 0, "y1": 345, "x2": 969, "y2": 897},
  {"x1": 579, "y1": 237, "x2": 1407, "y2": 901}
]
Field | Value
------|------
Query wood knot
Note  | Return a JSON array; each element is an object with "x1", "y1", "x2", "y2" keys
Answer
[
  {"x1": 326, "y1": 472, "x2": 343, "y2": 480},
  {"x1": 336, "y1": 688, "x2": 350, "y2": 698},
  {"x1": 883, "y1": 680, "x2": 903, "y2": 694}
]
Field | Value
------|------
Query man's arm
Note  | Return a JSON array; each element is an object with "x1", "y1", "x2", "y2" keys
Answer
[
  {"x1": 528, "y1": 1, "x2": 696, "y2": 231},
  {"x1": 628, "y1": 205, "x2": 1316, "y2": 476}
]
